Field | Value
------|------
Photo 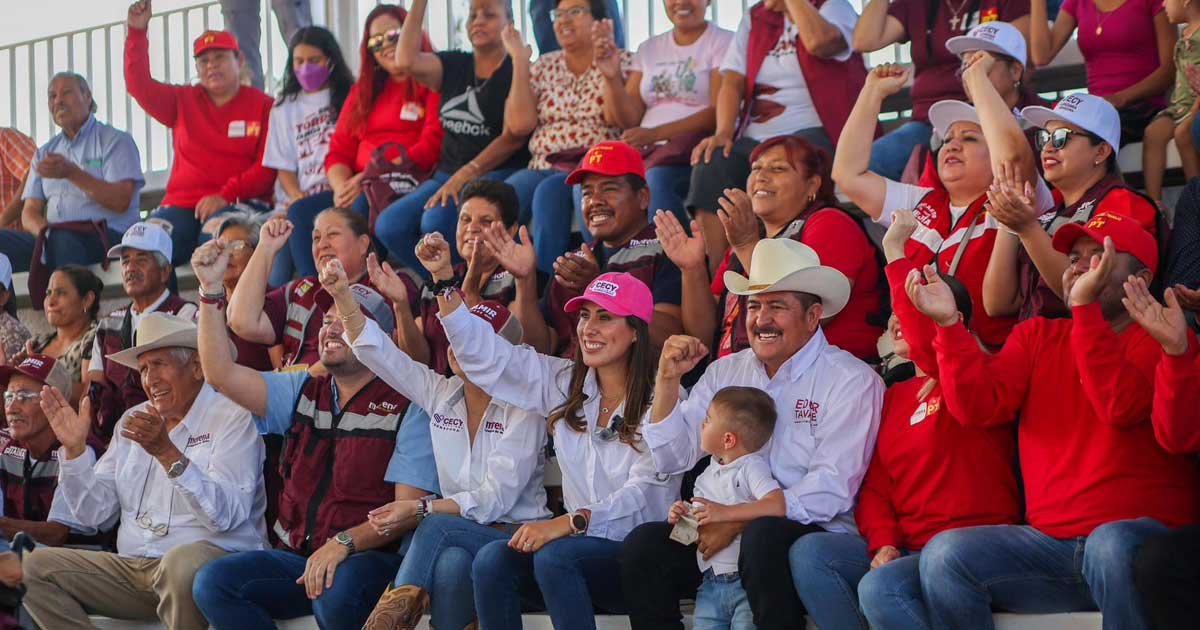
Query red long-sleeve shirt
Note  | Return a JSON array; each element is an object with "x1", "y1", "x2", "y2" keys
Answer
[
  {"x1": 325, "y1": 80, "x2": 443, "y2": 174},
  {"x1": 1151, "y1": 332, "x2": 1200, "y2": 455},
  {"x1": 933, "y1": 304, "x2": 1200, "y2": 538},
  {"x1": 124, "y1": 27, "x2": 275, "y2": 209}
]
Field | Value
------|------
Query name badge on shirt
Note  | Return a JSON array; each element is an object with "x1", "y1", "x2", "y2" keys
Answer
[
  {"x1": 84, "y1": 158, "x2": 104, "y2": 169},
  {"x1": 909, "y1": 403, "x2": 928, "y2": 426},
  {"x1": 399, "y1": 102, "x2": 422, "y2": 121},
  {"x1": 228, "y1": 120, "x2": 247, "y2": 138}
]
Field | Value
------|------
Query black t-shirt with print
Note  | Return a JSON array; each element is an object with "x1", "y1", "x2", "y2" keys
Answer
[{"x1": 436, "y1": 51, "x2": 531, "y2": 173}]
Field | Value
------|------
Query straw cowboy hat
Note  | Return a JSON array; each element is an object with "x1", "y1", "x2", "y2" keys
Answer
[
  {"x1": 108, "y1": 312, "x2": 228, "y2": 369},
  {"x1": 724, "y1": 239, "x2": 851, "y2": 319}
]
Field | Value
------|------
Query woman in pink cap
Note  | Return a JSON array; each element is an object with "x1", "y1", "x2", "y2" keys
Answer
[{"x1": 416, "y1": 233, "x2": 679, "y2": 630}]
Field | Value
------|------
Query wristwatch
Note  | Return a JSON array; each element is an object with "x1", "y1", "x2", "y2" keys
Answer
[
  {"x1": 569, "y1": 511, "x2": 589, "y2": 536},
  {"x1": 416, "y1": 497, "x2": 433, "y2": 522},
  {"x1": 333, "y1": 531, "x2": 357, "y2": 555},
  {"x1": 166, "y1": 456, "x2": 190, "y2": 479}
]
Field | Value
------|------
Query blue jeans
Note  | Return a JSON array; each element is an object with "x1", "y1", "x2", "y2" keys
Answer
[
  {"x1": 393, "y1": 514, "x2": 513, "y2": 630},
  {"x1": 860, "y1": 554, "x2": 928, "y2": 630},
  {"x1": 285, "y1": 191, "x2": 368, "y2": 277},
  {"x1": 530, "y1": 0, "x2": 623, "y2": 53},
  {"x1": 693, "y1": 571, "x2": 754, "y2": 630},
  {"x1": 0, "y1": 226, "x2": 122, "y2": 273},
  {"x1": 868, "y1": 120, "x2": 933, "y2": 181},
  {"x1": 505, "y1": 168, "x2": 575, "y2": 275},
  {"x1": 789, "y1": 532, "x2": 872, "y2": 630},
  {"x1": 192, "y1": 548, "x2": 405, "y2": 630},
  {"x1": 473, "y1": 535, "x2": 626, "y2": 630},
  {"x1": 919, "y1": 519, "x2": 1168, "y2": 630}
]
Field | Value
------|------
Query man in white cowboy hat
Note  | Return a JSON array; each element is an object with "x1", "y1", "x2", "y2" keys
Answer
[
  {"x1": 23, "y1": 311, "x2": 268, "y2": 630},
  {"x1": 87, "y1": 219, "x2": 199, "y2": 445},
  {"x1": 622, "y1": 238, "x2": 885, "y2": 630}
]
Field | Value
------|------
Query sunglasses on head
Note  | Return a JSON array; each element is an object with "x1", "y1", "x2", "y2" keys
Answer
[
  {"x1": 366, "y1": 28, "x2": 401, "y2": 53},
  {"x1": 1035, "y1": 127, "x2": 1097, "y2": 151}
]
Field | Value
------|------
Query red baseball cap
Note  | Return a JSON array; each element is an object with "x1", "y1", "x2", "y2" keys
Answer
[
  {"x1": 194, "y1": 30, "x2": 240, "y2": 57},
  {"x1": 469, "y1": 300, "x2": 524, "y2": 345},
  {"x1": 1051, "y1": 211, "x2": 1158, "y2": 275},
  {"x1": 0, "y1": 353, "x2": 72, "y2": 397},
  {"x1": 565, "y1": 141, "x2": 646, "y2": 185},
  {"x1": 565, "y1": 272, "x2": 654, "y2": 324}
]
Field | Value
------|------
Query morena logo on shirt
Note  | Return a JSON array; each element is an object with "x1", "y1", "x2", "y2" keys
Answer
[
  {"x1": 483, "y1": 420, "x2": 505, "y2": 435},
  {"x1": 432, "y1": 413, "x2": 465, "y2": 431},
  {"x1": 590, "y1": 280, "x2": 620, "y2": 298},
  {"x1": 369, "y1": 401, "x2": 399, "y2": 414},
  {"x1": 187, "y1": 433, "x2": 212, "y2": 447}
]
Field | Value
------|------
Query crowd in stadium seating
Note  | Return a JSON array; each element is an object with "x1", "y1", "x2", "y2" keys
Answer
[{"x1": 0, "y1": 0, "x2": 1200, "y2": 629}]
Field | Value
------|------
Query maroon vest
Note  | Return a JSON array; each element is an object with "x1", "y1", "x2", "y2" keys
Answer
[
  {"x1": 420, "y1": 262, "x2": 519, "y2": 375},
  {"x1": 741, "y1": 2, "x2": 872, "y2": 144},
  {"x1": 90, "y1": 294, "x2": 194, "y2": 444},
  {"x1": 275, "y1": 375, "x2": 409, "y2": 553}
]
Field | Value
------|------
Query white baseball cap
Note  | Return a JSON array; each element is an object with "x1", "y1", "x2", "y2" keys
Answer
[
  {"x1": 0, "y1": 253, "x2": 11, "y2": 290},
  {"x1": 1021, "y1": 93, "x2": 1121, "y2": 156},
  {"x1": 106, "y1": 221, "x2": 173, "y2": 262},
  {"x1": 928, "y1": 100, "x2": 981, "y2": 140},
  {"x1": 945, "y1": 22, "x2": 1027, "y2": 66}
]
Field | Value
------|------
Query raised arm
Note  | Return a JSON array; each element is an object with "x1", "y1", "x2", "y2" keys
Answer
[
  {"x1": 480, "y1": 223, "x2": 554, "y2": 354},
  {"x1": 1030, "y1": 0, "x2": 1077, "y2": 67},
  {"x1": 123, "y1": 0, "x2": 182, "y2": 127},
  {"x1": 655, "y1": 211, "x2": 717, "y2": 350},
  {"x1": 501, "y1": 26, "x2": 537, "y2": 137},
  {"x1": 193, "y1": 240, "x2": 270, "y2": 417},
  {"x1": 642, "y1": 335, "x2": 711, "y2": 474},
  {"x1": 394, "y1": 0, "x2": 445, "y2": 91},
  {"x1": 785, "y1": 0, "x2": 850, "y2": 58},
  {"x1": 853, "y1": 0, "x2": 907, "y2": 53},
  {"x1": 963, "y1": 52, "x2": 1038, "y2": 183},
  {"x1": 594, "y1": 20, "x2": 641, "y2": 129},
  {"x1": 832, "y1": 65, "x2": 910, "y2": 220},
  {"x1": 40, "y1": 388, "x2": 119, "y2": 530},
  {"x1": 227, "y1": 216, "x2": 290, "y2": 344}
]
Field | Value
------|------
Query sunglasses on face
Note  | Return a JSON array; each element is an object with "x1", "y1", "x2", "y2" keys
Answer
[
  {"x1": 366, "y1": 28, "x2": 401, "y2": 54},
  {"x1": 1035, "y1": 127, "x2": 1093, "y2": 151},
  {"x1": 550, "y1": 6, "x2": 590, "y2": 22},
  {"x1": 594, "y1": 414, "x2": 625, "y2": 442}
]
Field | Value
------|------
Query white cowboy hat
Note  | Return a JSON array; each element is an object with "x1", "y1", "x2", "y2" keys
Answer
[
  {"x1": 724, "y1": 239, "x2": 851, "y2": 319},
  {"x1": 108, "y1": 312, "x2": 232, "y2": 369}
]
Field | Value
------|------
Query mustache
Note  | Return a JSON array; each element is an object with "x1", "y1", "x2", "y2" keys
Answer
[{"x1": 751, "y1": 326, "x2": 782, "y2": 335}]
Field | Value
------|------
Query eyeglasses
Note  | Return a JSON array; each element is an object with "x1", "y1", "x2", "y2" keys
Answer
[
  {"x1": 549, "y1": 6, "x2": 590, "y2": 21},
  {"x1": 136, "y1": 512, "x2": 170, "y2": 537},
  {"x1": 595, "y1": 414, "x2": 625, "y2": 442},
  {"x1": 1035, "y1": 128, "x2": 1094, "y2": 151},
  {"x1": 366, "y1": 28, "x2": 401, "y2": 53},
  {"x1": 3, "y1": 391, "x2": 40, "y2": 405}
]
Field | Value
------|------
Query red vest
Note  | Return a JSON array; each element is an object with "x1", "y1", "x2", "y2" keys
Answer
[
  {"x1": 904, "y1": 189, "x2": 1015, "y2": 348},
  {"x1": 275, "y1": 375, "x2": 409, "y2": 553},
  {"x1": 742, "y1": 2, "x2": 871, "y2": 144},
  {"x1": 278, "y1": 274, "x2": 411, "y2": 368},
  {"x1": 421, "y1": 262, "x2": 519, "y2": 375},
  {"x1": 90, "y1": 294, "x2": 194, "y2": 444}
]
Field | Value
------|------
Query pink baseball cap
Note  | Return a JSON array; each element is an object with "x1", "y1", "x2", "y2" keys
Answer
[{"x1": 564, "y1": 272, "x2": 654, "y2": 324}]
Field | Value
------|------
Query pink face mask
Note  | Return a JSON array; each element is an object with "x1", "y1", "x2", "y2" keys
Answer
[{"x1": 295, "y1": 62, "x2": 331, "y2": 91}]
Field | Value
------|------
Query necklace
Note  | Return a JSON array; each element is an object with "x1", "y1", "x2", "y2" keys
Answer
[
  {"x1": 945, "y1": 0, "x2": 973, "y2": 32},
  {"x1": 1093, "y1": 1, "x2": 1120, "y2": 35}
]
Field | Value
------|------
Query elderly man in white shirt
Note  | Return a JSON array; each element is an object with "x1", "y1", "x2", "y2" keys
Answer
[
  {"x1": 622, "y1": 238, "x2": 885, "y2": 630},
  {"x1": 24, "y1": 312, "x2": 267, "y2": 630}
]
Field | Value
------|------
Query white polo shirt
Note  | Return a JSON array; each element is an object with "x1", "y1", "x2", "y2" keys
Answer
[
  {"x1": 645, "y1": 330, "x2": 884, "y2": 533},
  {"x1": 348, "y1": 318, "x2": 551, "y2": 525},
  {"x1": 692, "y1": 452, "x2": 780, "y2": 575},
  {"x1": 440, "y1": 304, "x2": 682, "y2": 542}
]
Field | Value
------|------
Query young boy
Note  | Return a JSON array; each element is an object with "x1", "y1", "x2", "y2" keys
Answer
[{"x1": 667, "y1": 386, "x2": 785, "y2": 630}]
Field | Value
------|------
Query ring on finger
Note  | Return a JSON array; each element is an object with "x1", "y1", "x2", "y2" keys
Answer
[{"x1": 524, "y1": 542, "x2": 533, "y2": 551}]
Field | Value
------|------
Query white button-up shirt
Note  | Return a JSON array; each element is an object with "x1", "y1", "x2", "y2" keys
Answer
[
  {"x1": 692, "y1": 452, "x2": 780, "y2": 575},
  {"x1": 644, "y1": 330, "x2": 884, "y2": 533},
  {"x1": 348, "y1": 318, "x2": 551, "y2": 524},
  {"x1": 54, "y1": 384, "x2": 268, "y2": 557},
  {"x1": 440, "y1": 304, "x2": 682, "y2": 542}
]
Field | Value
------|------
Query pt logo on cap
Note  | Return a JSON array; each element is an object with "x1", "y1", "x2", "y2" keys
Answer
[
  {"x1": 1086, "y1": 212, "x2": 1122, "y2": 229},
  {"x1": 204, "y1": 34, "x2": 216, "y2": 44},
  {"x1": 591, "y1": 280, "x2": 619, "y2": 297},
  {"x1": 587, "y1": 146, "x2": 613, "y2": 165}
]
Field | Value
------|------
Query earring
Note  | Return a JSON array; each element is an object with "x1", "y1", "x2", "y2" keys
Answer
[{"x1": 808, "y1": 194, "x2": 816, "y2": 203}]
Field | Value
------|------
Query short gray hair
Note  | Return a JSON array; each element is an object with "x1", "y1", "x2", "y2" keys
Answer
[
  {"x1": 153, "y1": 252, "x2": 171, "y2": 269},
  {"x1": 50, "y1": 71, "x2": 98, "y2": 114},
  {"x1": 167, "y1": 347, "x2": 197, "y2": 366},
  {"x1": 216, "y1": 211, "x2": 262, "y2": 248}
]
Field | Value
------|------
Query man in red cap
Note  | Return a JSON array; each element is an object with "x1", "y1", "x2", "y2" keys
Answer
[
  {"x1": 124, "y1": 0, "x2": 275, "y2": 269},
  {"x1": 483, "y1": 140, "x2": 687, "y2": 356},
  {"x1": 906, "y1": 211, "x2": 1200, "y2": 629},
  {"x1": 0, "y1": 354, "x2": 103, "y2": 546}
]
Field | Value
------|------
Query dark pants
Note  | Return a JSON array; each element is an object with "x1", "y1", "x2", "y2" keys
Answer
[
  {"x1": 0, "y1": 226, "x2": 122, "y2": 273},
  {"x1": 191, "y1": 548, "x2": 404, "y2": 630},
  {"x1": 621, "y1": 517, "x2": 823, "y2": 630},
  {"x1": 1135, "y1": 525, "x2": 1200, "y2": 630}
]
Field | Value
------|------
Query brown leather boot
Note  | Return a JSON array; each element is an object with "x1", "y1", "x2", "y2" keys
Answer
[{"x1": 361, "y1": 584, "x2": 430, "y2": 630}]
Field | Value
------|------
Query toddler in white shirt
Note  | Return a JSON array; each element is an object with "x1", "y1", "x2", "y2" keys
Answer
[{"x1": 666, "y1": 386, "x2": 784, "y2": 630}]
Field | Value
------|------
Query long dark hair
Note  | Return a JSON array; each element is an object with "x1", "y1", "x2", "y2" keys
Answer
[
  {"x1": 548, "y1": 316, "x2": 654, "y2": 448},
  {"x1": 276, "y1": 26, "x2": 355, "y2": 122},
  {"x1": 51, "y1": 265, "x2": 104, "y2": 321},
  {"x1": 347, "y1": 5, "x2": 434, "y2": 132}
]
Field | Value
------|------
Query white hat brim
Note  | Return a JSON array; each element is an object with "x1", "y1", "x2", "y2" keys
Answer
[
  {"x1": 945, "y1": 36, "x2": 1007, "y2": 59},
  {"x1": 724, "y1": 266, "x2": 852, "y2": 320},
  {"x1": 928, "y1": 100, "x2": 981, "y2": 141},
  {"x1": 1020, "y1": 104, "x2": 1121, "y2": 157}
]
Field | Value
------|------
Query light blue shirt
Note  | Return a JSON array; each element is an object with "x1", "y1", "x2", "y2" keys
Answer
[
  {"x1": 254, "y1": 371, "x2": 439, "y2": 495},
  {"x1": 23, "y1": 115, "x2": 144, "y2": 233}
]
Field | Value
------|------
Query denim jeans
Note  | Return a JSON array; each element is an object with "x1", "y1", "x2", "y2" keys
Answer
[
  {"x1": 473, "y1": 535, "x2": 626, "y2": 630},
  {"x1": 505, "y1": 168, "x2": 575, "y2": 275},
  {"x1": 919, "y1": 518, "x2": 1168, "y2": 630},
  {"x1": 285, "y1": 190, "x2": 368, "y2": 277},
  {"x1": 868, "y1": 120, "x2": 934, "y2": 181},
  {"x1": 693, "y1": 571, "x2": 754, "y2": 630},
  {"x1": 530, "y1": 0, "x2": 624, "y2": 53},
  {"x1": 192, "y1": 547, "x2": 405, "y2": 630},
  {"x1": 393, "y1": 514, "x2": 513, "y2": 630},
  {"x1": 0, "y1": 226, "x2": 122, "y2": 273},
  {"x1": 789, "y1": 532, "x2": 871, "y2": 630},
  {"x1": 218, "y1": 0, "x2": 312, "y2": 89}
]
